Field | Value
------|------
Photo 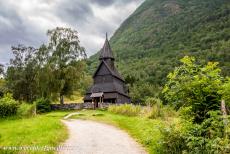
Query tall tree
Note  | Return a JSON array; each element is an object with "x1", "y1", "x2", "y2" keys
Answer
[
  {"x1": 0, "y1": 64, "x2": 4, "y2": 77},
  {"x1": 0, "y1": 64, "x2": 5, "y2": 97},
  {"x1": 6, "y1": 45, "x2": 38, "y2": 102},
  {"x1": 47, "y1": 27, "x2": 87, "y2": 104}
]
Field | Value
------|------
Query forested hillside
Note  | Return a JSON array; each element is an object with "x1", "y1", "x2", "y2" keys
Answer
[{"x1": 87, "y1": 0, "x2": 230, "y2": 102}]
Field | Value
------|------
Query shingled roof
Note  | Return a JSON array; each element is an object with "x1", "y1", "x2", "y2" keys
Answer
[
  {"x1": 99, "y1": 33, "x2": 114, "y2": 60},
  {"x1": 93, "y1": 60, "x2": 124, "y2": 81},
  {"x1": 88, "y1": 82, "x2": 129, "y2": 97}
]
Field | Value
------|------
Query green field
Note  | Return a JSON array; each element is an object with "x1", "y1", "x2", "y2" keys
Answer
[{"x1": 0, "y1": 111, "x2": 71, "y2": 154}]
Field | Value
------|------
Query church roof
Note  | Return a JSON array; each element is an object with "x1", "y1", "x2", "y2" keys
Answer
[
  {"x1": 90, "y1": 92, "x2": 103, "y2": 98},
  {"x1": 87, "y1": 82, "x2": 129, "y2": 97},
  {"x1": 99, "y1": 33, "x2": 114, "y2": 60},
  {"x1": 93, "y1": 60, "x2": 124, "y2": 81}
]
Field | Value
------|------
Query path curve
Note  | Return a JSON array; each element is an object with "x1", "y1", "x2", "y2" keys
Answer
[{"x1": 59, "y1": 119, "x2": 147, "y2": 154}]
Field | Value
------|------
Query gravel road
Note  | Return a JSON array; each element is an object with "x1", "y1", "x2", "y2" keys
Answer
[{"x1": 58, "y1": 119, "x2": 147, "y2": 154}]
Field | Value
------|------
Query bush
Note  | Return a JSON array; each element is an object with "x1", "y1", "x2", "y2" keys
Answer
[
  {"x1": 162, "y1": 105, "x2": 177, "y2": 118},
  {"x1": 35, "y1": 98, "x2": 51, "y2": 113},
  {"x1": 163, "y1": 56, "x2": 222, "y2": 123},
  {"x1": 17, "y1": 103, "x2": 36, "y2": 118},
  {"x1": 0, "y1": 93, "x2": 18, "y2": 117},
  {"x1": 160, "y1": 124, "x2": 188, "y2": 154},
  {"x1": 161, "y1": 110, "x2": 230, "y2": 154},
  {"x1": 108, "y1": 104, "x2": 141, "y2": 116}
]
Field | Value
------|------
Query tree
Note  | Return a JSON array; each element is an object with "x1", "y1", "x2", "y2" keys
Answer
[
  {"x1": 46, "y1": 27, "x2": 87, "y2": 104},
  {"x1": 6, "y1": 45, "x2": 38, "y2": 102},
  {"x1": 219, "y1": 77, "x2": 230, "y2": 107},
  {"x1": 5, "y1": 27, "x2": 87, "y2": 104},
  {"x1": 0, "y1": 64, "x2": 4, "y2": 77},
  {"x1": 163, "y1": 56, "x2": 223, "y2": 123}
]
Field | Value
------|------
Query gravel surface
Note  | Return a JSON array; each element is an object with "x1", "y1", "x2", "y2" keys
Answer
[{"x1": 58, "y1": 119, "x2": 147, "y2": 154}]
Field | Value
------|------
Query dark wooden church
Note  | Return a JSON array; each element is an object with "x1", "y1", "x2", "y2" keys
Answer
[{"x1": 84, "y1": 34, "x2": 130, "y2": 107}]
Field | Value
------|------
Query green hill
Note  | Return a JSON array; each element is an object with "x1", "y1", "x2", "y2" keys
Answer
[{"x1": 87, "y1": 0, "x2": 230, "y2": 102}]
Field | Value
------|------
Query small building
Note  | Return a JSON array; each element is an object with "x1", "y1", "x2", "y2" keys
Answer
[{"x1": 84, "y1": 34, "x2": 130, "y2": 107}]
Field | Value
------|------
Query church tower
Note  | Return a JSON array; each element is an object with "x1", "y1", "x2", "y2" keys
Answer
[{"x1": 99, "y1": 33, "x2": 115, "y2": 70}]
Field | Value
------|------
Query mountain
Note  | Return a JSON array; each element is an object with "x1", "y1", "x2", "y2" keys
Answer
[{"x1": 87, "y1": 0, "x2": 230, "y2": 102}]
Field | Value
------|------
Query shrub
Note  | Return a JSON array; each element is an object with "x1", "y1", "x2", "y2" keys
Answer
[
  {"x1": 161, "y1": 110, "x2": 230, "y2": 154},
  {"x1": 108, "y1": 104, "x2": 141, "y2": 116},
  {"x1": 163, "y1": 56, "x2": 222, "y2": 123},
  {"x1": 17, "y1": 103, "x2": 36, "y2": 118},
  {"x1": 162, "y1": 105, "x2": 177, "y2": 118},
  {"x1": 0, "y1": 93, "x2": 18, "y2": 117},
  {"x1": 219, "y1": 77, "x2": 230, "y2": 107},
  {"x1": 35, "y1": 98, "x2": 51, "y2": 113},
  {"x1": 160, "y1": 124, "x2": 188, "y2": 154}
]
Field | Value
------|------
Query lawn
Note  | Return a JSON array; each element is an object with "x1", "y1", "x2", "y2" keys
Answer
[
  {"x1": 71, "y1": 109, "x2": 166, "y2": 154},
  {"x1": 0, "y1": 111, "x2": 71, "y2": 154}
]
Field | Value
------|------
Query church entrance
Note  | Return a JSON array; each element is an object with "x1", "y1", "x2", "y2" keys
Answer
[
  {"x1": 90, "y1": 92, "x2": 104, "y2": 109},
  {"x1": 93, "y1": 98, "x2": 99, "y2": 108}
]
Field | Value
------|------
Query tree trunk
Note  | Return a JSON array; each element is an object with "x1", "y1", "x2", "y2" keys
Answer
[
  {"x1": 221, "y1": 99, "x2": 228, "y2": 138},
  {"x1": 221, "y1": 100, "x2": 227, "y2": 116},
  {"x1": 60, "y1": 94, "x2": 64, "y2": 104}
]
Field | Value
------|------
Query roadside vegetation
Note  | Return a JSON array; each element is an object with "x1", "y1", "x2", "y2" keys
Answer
[
  {"x1": 0, "y1": 111, "x2": 69, "y2": 154},
  {"x1": 0, "y1": 92, "x2": 70, "y2": 153}
]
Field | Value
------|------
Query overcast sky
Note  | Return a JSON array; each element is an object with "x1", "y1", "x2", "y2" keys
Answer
[{"x1": 0, "y1": 0, "x2": 143, "y2": 65}]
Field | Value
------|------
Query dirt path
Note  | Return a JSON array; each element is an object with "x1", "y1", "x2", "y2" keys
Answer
[{"x1": 58, "y1": 119, "x2": 147, "y2": 154}]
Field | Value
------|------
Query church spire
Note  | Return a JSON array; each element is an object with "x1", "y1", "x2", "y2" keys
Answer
[{"x1": 99, "y1": 33, "x2": 114, "y2": 60}]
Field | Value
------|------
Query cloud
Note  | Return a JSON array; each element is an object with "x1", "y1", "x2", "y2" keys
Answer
[{"x1": 0, "y1": 0, "x2": 144, "y2": 65}]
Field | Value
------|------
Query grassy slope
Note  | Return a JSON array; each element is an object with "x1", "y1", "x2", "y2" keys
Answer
[
  {"x1": 0, "y1": 111, "x2": 71, "y2": 154},
  {"x1": 71, "y1": 110, "x2": 170, "y2": 154},
  {"x1": 88, "y1": 0, "x2": 230, "y2": 96}
]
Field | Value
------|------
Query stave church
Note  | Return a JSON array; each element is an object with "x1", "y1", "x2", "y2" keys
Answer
[{"x1": 84, "y1": 34, "x2": 130, "y2": 107}]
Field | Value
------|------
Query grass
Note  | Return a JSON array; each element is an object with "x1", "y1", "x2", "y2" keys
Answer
[
  {"x1": 108, "y1": 104, "x2": 141, "y2": 116},
  {"x1": 0, "y1": 111, "x2": 71, "y2": 154},
  {"x1": 71, "y1": 109, "x2": 168, "y2": 154}
]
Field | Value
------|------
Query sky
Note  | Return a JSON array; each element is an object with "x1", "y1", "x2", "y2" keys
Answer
[{"x1": 0, "y1": 0, "x2": 143, "y2": 66}]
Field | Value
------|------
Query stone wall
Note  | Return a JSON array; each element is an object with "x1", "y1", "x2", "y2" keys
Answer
[{"x1": 51, "y1": 102, "x2": 113, "y2": 110}]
